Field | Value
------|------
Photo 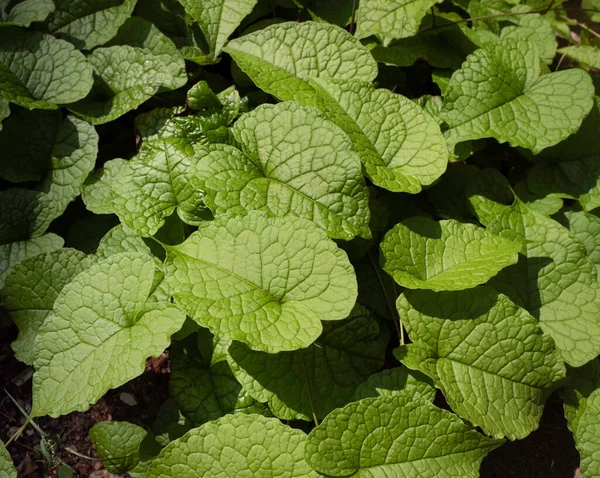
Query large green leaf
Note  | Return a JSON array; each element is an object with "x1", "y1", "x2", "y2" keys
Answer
[
  {"x1": 442, "y1": 40, "x2": 594, "y2": 153},
  {"x1": 31, "y1": 253, "x2": 186, "y2": 417},
  {"x1": 110, "y1": 138, "x2": 210, "y2": 236},
  {"x1": 227, "y1": 304, "x2": 389, "y2": 421},
  {"x1": 305, "y1": 395, "x2": 503, "y2": 477},
  {"x1": 179, "y1": 0, "x2": 258, "y2": 59},
  {"x1": 380, "y1": 216, "x2": 521, "y2": 291},
  {"x1": 224, "y1": 21, "x2": 377, "y2": 106},
  {"x1": 396, "y1": 287, "x2": 565, "y2": 439},
  {"x1": 90, "y1": 421, "x2": 146, "y2": 473},
  {"x1": 4, "y1": 248, "x2": 95, "y2": 365},
  {"x1": 194, "y1": 102, "x2": 370, "y2": 240},
  {"x1": 0, "y1": 0, "x2": 54, "y2": 27},
  {"x1": 147, "y1": 414, "x2": 319, "y2": 477},
  {"x1": 558, "y1": 45, "x2": 600, "y2": 70},
  {"x1": 0, "y1": 440, "x2": 16, "y2": 478},
  {"x1": 309, "y1": 79, "x2": 447, "y2": 193},
  {"x1": 355, "y1": 0, "x2": 440, "y2": 44},
  {"x1": 46, "y1": 0, "x2": 138, "y2": 50},
  {"x1": 353, "y1": 367, "x2": 436, "y2": 401},
  {"x1": 165, "y1": 212, "x2": 357, "y2": 353},
  {"x1": 0, "y1": 28, "x2": 93, "y2": 109}
]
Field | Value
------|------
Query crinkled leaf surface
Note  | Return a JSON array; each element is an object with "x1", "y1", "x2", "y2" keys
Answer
[
  {"x1": 0, "y1": 0, "x2": 54, "y2": 27},
  {"x1": 442, "y1": 40, "x2": 594, "y2": 153},
  {"x1": 575, "y1": 389, "x2": 600, "y2": 477},
  {"x1": 111, "y1": 138, "x2": 210, "y2": 236},
  {"x1": 179, "y1": 0, "x2": 258, "y2": 59},
  {"x1": 224, "y1": 21, "x2": 377, "y2": 106},
  {"x1": 46, "y1": 0, "x2": 138, "y2": 50},
  {"x1": 81, "y1": 159, "x2": 127, "y2": 215},
  {"x1": 558, "y1": 208, "x2": 600, "y2": 277},
  {"x1": 0, "y1": 28, "x2": 93, "y2": 109},
  {"x1": 380, "y1": 216, "x2": 521, "y2": 291},
  {"x1": 558, "y1": 45, "x2": 600, "y2": 70},
  {"x1": 353, "y1": 366, "x2": 436, "y2": 401},
  {"x1": 355, "y1": 0, "x2": 440, "y2": 44},
  {"x1": 227, "y1": 304, "x2": 389, "y2": 421},
  {"x1": 32, "y1": 253, "x2": 186, "y2": 417},
  {"x1": 165, "y1": 212, "x2": 357, "y2": 353},
  {"x1": 305, "y1": 395, "x2": 503, "y2": 477},
  {"x1": 396, "y1": 287, "x2": 565, "y2": 439},
  {"x1": 90, "y1": 421, "x2": 146, "y2": 474},
  {"x1": 309, "y1": 79, "x2": 448, "y2": 193},
  {"x1": 194, "y1": 102, "x2": 370, "y2": 240},
  {"x1": 147, "y1": 414, "x2": 319, "y2": 477},
  {"x1": 0, "y1": 440, "x2": 16, "y2": 478},
  {"x1": 500, "y1": 12, "x2": 557, "y2": 65},
  {"x1": 4, "y1": 248, "x2": 94, "y2": 365}
]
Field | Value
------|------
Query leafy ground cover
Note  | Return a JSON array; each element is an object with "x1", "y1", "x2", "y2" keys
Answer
[{"x1": 0, "y1": 0, "x2": 600, "y2": 476}]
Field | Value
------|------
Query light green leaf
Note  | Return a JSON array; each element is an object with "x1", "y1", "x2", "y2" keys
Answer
[
  {"x1": 442, "y1": 40, "x2": 594, "y2": 153},
  {"x1": 558, "y1": 208, "x2": 600, "y2": 277},
  {"x1": 512, "y1": 180, "x2": 564, "y2": 216},
  {"x1": 68, "y1": 45, "x2": 174, "y2": 125},
  {"x1": 187, "y1": 81, "x2": 222, "y2": 110},
  {"x1": 90, "y1": 421, "x2": 146, "y2": 473},
  {"x1": 165, "y1": 212, "x2": 357, "y2": 353},
  {"x1": 32, "y1": 253, "x2": 186, "y2": 417},
  {"x1": 559, "y1": 45, "x2": 600, "y2": 70},
  {"x1": 305, "y1": 395, "x2": 503, "y2": 477},
  {"x1": 353, "y1": 366, "x2": 436, "y2": 402},
  {"x1": 0, "y1": 234, "x2": 64, "y2": 290},
  {"x1": 309, "y1": 79, "x2": 448, "y2": 193},
  {"x1": 0, "y1": 28, "x2": 93, "y2": 109},
  {"x1": 111, "y1": 138, "x2": 210, "y2": 236},
  {"x1": 355, "y1": 0, "x2": 441, "y2": 44},
  {"x1": 224, "y1": 21, "x2": 377, "y2": 106},
  {"x1": 0, "y1": 440, "x2": 16, "y2": 478},
  {"x1": 81, "y1": 159, "x2": 128, "y2": 215},
  {"x1": 147, "y1": 414, "x2": 318, "y2": 477},
  {"x1": 575, "y1": 389, "x2": 600, "y2": 477},
  {"x1": 0, "y1": 0, "x2": 54, "y2": 27},
  {"x1": 4, "y1": 248, "x2": 94, "y2": 365},
  {"x1": 500, "y1": 11, "x2": 557, "y2": 64},
  {"x1": 562, "y1": 360, "x2": 600, "y2": 435},
  {"x1": 46, "y1": 0, "x2": 138, "y2": 50},
  {"x1": 194, "y1": 102, "x2": 370, "y2": 240},
  {"x1": 179, "y1": 0, "x2": 258, "y2": 59},
  {"x1": 228, "y1": 304, "x2": 389, "y2": 421},
  {"x1": 380, "y1": 216, "x2": 521, "y2": 291},
  {"x1": 396, "y1": 287, "x2": 565, "y2": 440}
]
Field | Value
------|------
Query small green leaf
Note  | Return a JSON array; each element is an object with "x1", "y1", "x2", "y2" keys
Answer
[
  {"x1": 90, "y1": 421, "x2": 146, "y2": 473},
  {"x1": 32, "y1": 253, "x2": 186, "y2": 417},
  {"x1": 0, "y1": 28, "x2": 93, "y2": 109},
  {"x1": 380, "y1": 216, "x2": 521, "y2": 291},
  {"x1": 194, "y1": 102, "x2": 370, "y2": 240},
  {"x1": 353, "y1": 367, "x2": 436, "y2": 401},
  {"x1": 224, "y1": 21, "x2": 377, "y2": 106},
  {"x1": 396, "y1": 287, "x2": 566, "y2": 439},
  {"x1": 4, "y1": 248, "x2": 94, "y2": 365},
  {"x1": 574, "y1": 389, "x2": 600, "y2": 477},
  {"x1": 228, "y1": 304, "x2": 389, "y2": 421},
  {"x1": 81, "y1": 159, "x2": 128, "y2": 215},
  {"x1": 305, "y1": 395, "x2": 503, "y2": 477},
  {"x1": 147, "y1": 414, "x2": 319, "y2": 477},
  {"x1": 0, "y1": 440, "x2": 16, "y2": 478},
  {"x1": 0, "y1": 0, "x2": 54, "y2": 27},
  {"x1": 558, "y1": 208, "x2": 600, "y2": 277},
  {"x1": 165, "y1": 212, "x2": 357, "y2": 353},
  {"x1": 558, "y1": 45, "x2": 600, "y2": 70}
]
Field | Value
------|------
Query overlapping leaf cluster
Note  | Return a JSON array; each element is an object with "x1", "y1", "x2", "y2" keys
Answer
[{"x1": 1, "y1": 0, "x2": 600, "y2": 476}]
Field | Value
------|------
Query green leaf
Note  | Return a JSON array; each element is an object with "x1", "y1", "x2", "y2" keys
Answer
[
  {"x1": 396, "y1": 287, "x2": 566, "y2": 439},
  {"x1": 512, "y1": 180, "x2": 563, "y2": 216},
  {"x1": 67, "y1": 45, "x2": 175, "y2": 125},
  {"x1": 0, "y1": 234, "x2": 64, "y2": 289},
  {"x1": 187, "y1": 81, "x2": 222, "y2": 110},
  {"x1": 152, "y1": 399, "x2": 194, "y2": 447},
  {"x1": 224, "y1": 21, "x2": 377, "y2": 106},
  {"x1": 81, "y1": 159, "x2": 128, "y2": 215},
  {"x1": 0, "y1": 28, "x2": 93, "y2": 109},
  {"x1": 353, "y1": 367, "x2": 436, "y2": 401},
  {"x1": 573, "y1": 389, "x2": 600, "y2": 477},
  {"x1": 0, "y1": 440, "x2": 16, "y2": 478},
  {"x1": 557, "y1": 208, "x2": 600, "y2": 277},
  {"x1": 308, "y1": 79, "x2": 448, "y2": 193},
  {"x1": 46, "y1": 0, "x2": 138, "y2": 50},
  {"x1": 305, "y1": 395, "x2": 503, "y2": 477},
  {"x1": 194, "y1": 102, "x2": 371, "y2": 240},
  {"x1": 4, "y1": 248, "x2": 95, "y2": 365},
  {"x1": 66, "y1": 215, "x2": 119, "y2": 254},
  {"x1": 0, "y1": 100, "x2": 9, "y2": 129},
  {"x1": 0, "y1": 0, "x2": 54, "y2": 27},
  {"x1": 380, "y1": 216, "x2": 521, "y2": 291},
  {"x1": 500, "y1": 11, "x2": 557, "y2": 65},
  {"x1": 558, "y1": 45, "x2": 600, "y2": 70},
  {"x1": 111, "y1": 138, "x2": 210, "y2": 236},
  {"x1": 370, "y1": 36, "x2": 467, "y2": 70},
  {"x1": 165, "y1": 212, "x2": 357, "y2": 353},
  {"x1": 147, "y1": 414, "x2": 318, "y2": 477},
  {"x1": 355, "y1": 250, "x2": 400, "y2": 321},
  {"x1": 355, "y1": 0, "x2": 441, "y2": 44},
  {"x1": 228, "y1": 304, "x2": 389, "y2": 421},
  {"x1": 90, "y1": 421, "x2": 146, "y2": 473},
  {"x1": 179, "y1": 0, "x2": 258, "y2": 59},
  {"x1": 31, "y1": 253, "x2": 186, "y2": 417},
  {"x1": 0, "y1": 189, "x2": 50, "y2": 243},
  {"x1": 562, "y1": 360, "x2": 600, "y2": 435},
  {"x1": 442, "y1": 40, "x2": 595, "y2": 153}
]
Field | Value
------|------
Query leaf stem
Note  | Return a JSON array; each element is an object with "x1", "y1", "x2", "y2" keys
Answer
[
  {"x1": 350, "y1": 0, "x2": 358, "y2": 35},
  {"x1": 299, "y1": 353, "x2": 319, "y2": 426}
]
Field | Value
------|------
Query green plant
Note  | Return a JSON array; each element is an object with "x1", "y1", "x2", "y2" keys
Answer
[{"x1": 1, "y1": 0, "x2": 600, "y2": 476}]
